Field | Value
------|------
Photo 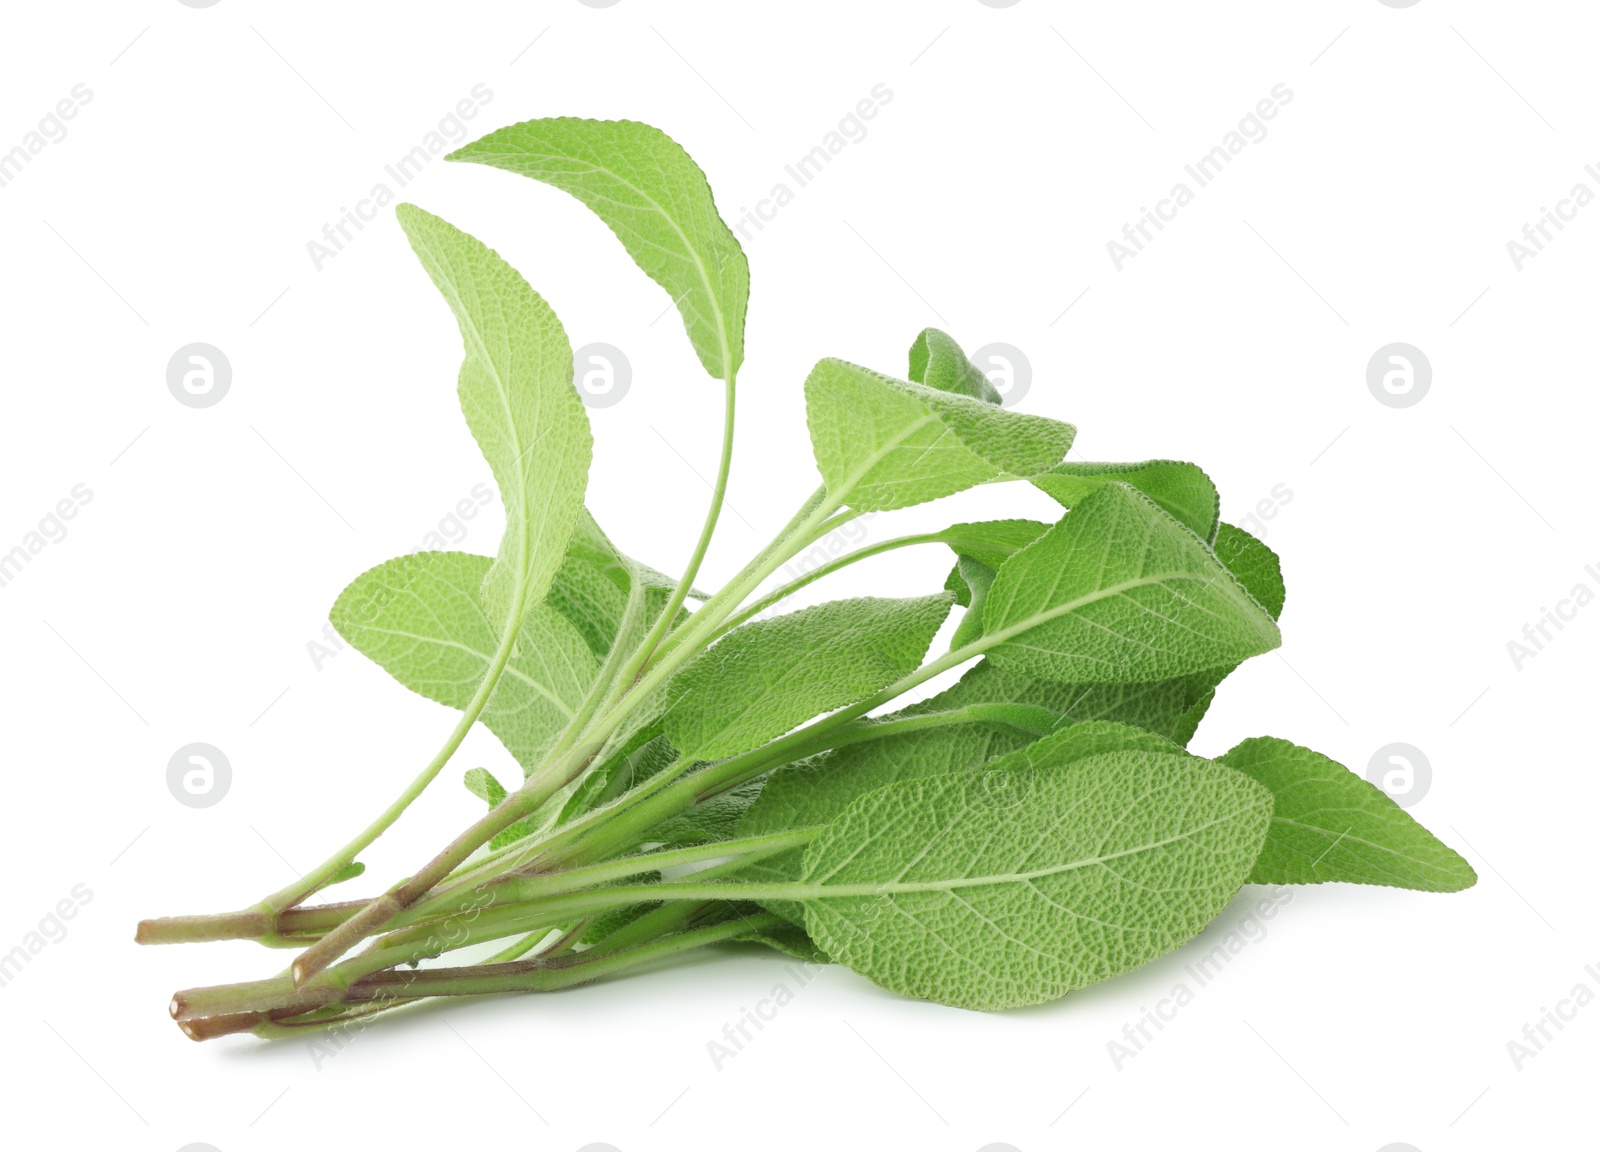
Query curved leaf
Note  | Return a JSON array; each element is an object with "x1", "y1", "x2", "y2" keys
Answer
[
  {"x1": 331, "y1": 551, "x2": 598, "y2": 768},
  {"x1": 907, "y1": 327, "x2": 1001, "y2": 404},
  {"x1": 980, "y1": 483, "x2": 1280, "y2": 684},
  {"x1": 449, "y1": 118, "x2": 749, "y2": 380},
  {"x1": 1212, "y1": 522, "x2": 1285, "y2": 619},
  {"x1": 1033, "y1": 460, "x2": 1219, "y2": 541},
  {"x1": 804, "y1": 358, "x2": 1075, "y2": 512},
  {"x1": 1219, "y1": 737, "x2": 1476, "y2": 892},
  {"x1": 397, "y1": 204, "x2": 592, "y2": 633}
]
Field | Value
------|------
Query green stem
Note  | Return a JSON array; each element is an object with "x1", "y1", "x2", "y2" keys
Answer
[
  {"x1": 620, "y1": 371, "x2": 738, "y2": 684},
  {"x1": 581, "y1": 853, "x2": 776, "y2": 956},
  {"x1": 239, "y1": 913, "x2": 790, "y2": 1040},
  {"x1": 259, "y1": 588, "x2": 532, "y2": 917},
  {"x1": 289, "y1": 487, "x2": 841, "y2": 984},
  {"x1": 708, "y1": 528, "x2": 947, "y2": 641},
  {"x1": 587, "y1": 491, "x2": 842, "y2": 747},
  {"x1": 137, "y1": 900, "x2": 367, "y2": 947},
  {"x1": 543, "y1": 644, "x2": 990, "y2": 870},
  {"x1": 648, "y1": 485, "x2": 830, "y2": 667}
]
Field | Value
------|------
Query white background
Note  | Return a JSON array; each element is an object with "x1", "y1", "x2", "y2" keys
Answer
[{"x1": 0, "y1": 2, "x2": 1594, "y2": 1150}]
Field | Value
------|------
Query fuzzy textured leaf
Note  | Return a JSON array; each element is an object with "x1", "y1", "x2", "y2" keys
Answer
[
  {"x1": 980, "y1": 483, "x2": 1281, "y2": 683},
  {"x1": 907, "y1": 328, "x2": 1001, "y2": 404},
  {"x1": 1212, "y1": 522, "x2": 1286, "y2": 619},
  {"x1": 397, "y1": 204, "x2": 593, "y2": 633},
  {"x1": 1033, "y1": 460, "x2": 1219, "y2": 541},
  {"x1": 449, "y1": 118, "x2": 748, "y2": 379},
  {"x1": 797, "y1": 751, "x2": 1273, "y2": 1009},
  {"x1": 1220, "y1": 737, "x2": 1477, "y2": 891},
  {"x1": 804, "y1": 358, "x2": 1075, "y2": 512},
  {"x1": 662, "y1": 594, "x2": 953, "y2": 760},
  {"x1": 331, "y1": 551, "x2": 598, "y2": 768},
  {"x1": 738, "y1": 662, "x2": 1227, "y2": 922}
]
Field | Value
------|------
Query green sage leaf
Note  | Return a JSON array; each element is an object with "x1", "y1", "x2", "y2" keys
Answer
[
  {"x1": 1212, "y1": 522, "x2": 1286, "y2": 619},
  {"x1": 1219, "y1": 737, "x2": 1477, "y2": 892},
  {"x1": 804, "y1": 358, "x2": 1075, "y2": 512},
  {"x1": 980, "y1": 483, "x2": 1280, "y2": 683},
  {"x1": 1033, "y1": 460, "x2": 1220, "y2": 541},
  {"x1": 907, "y1": 328, "x2": 1002, "y2": 404},
  {"x1": 397, "y1": 204, "x2": 593, "y2": 633},
  {"x1": 798, "y1": 751, "x2": 1272, "y2": 1009},
  {"x1": 449, "y1": 118, "x2": 749, "y2": 380},
  {"x1": 662, "y1": 593, "x2": 954, "y2": 760},
  {"x1": 330, "y1": 551, "x2": 597, "y2": 768}
]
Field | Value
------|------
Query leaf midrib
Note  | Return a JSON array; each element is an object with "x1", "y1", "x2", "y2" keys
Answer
[
  {"x1": 1272, "y1": 815, "x2": 1466, "y2": 878},
  {"x1": 354, "y1": 623, "x2": 577, "y2": 717},
  {"x1": 980, "y1": 571, "x2": 1270, "y2": 656},
  {"x1": 476, "y1": 148, "x2": 733, "y2": 378},
  {"x1": 796, "y1": 801, "x2": 1262, "y2": 901},
  {"x1": 412, "y1": 231, "x2": 534, "y2": 620}
]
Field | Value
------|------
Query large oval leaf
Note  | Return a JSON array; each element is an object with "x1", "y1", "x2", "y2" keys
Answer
[
  {"x1": 798, "y1": 751, "x2": 1272, "y2": 1009},
  {"x1": 737, "y1": 662, "x2": 1229, "y2": 922}
]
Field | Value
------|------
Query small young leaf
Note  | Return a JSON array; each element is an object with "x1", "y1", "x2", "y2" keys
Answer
[
  {"x1": 462, "y1": 767, "x2": 508, "y2": 807},
  {"x1": 330, "y1": 551, "x2": 598, "y2": 768},
  {"x1": 1032, "y1": 460, "x2": 1220, "y2": 541},
  {"x1": 1212, "y1": 522, "x2": 1286, "y2": 619},
  {"x1": 448, "y1": 118, "x2": 749, "y2": 380},
  {"x1": 651, "y1": 777, "x2": 767, "y2": 848},
  {"x1": 396, "y1": 204, "x2": 593, "y2": 633},
  {"x1": 804, "y1": 358, "x2": 1075, "y2": 512},
  {"x1": 662, "y1": 594, "x2": 954, "y2": 760},
  {"x1": 1170, "y1": 667, "x2": 1229, "y2": 745},
  {"x1": 797, "y1": 751, "x2": 1272, "y2": 1009},
  {"x1": 947, "y1": 555, "x2": 994, "y2": 650},
  {"x1": 1218, "y1": 737, "x2": 1477, "y2": 892},
  {"x1": 557, "y1": 732, "x2": 681, "y2": 828},
  {"x1": 980, "y1": 483, "x2": 1280, "y2": 683},
  {"x1": 326, "y1": 861, "x2": 366, "y2": 886},
  {"x1": 907, "y1": 328, "x2": 1002, "y2": 404}
]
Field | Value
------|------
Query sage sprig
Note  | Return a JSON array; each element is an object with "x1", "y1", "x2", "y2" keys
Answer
[{"x1": 137, "y1": 118, "x2": 1473, "y2": 1041}]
